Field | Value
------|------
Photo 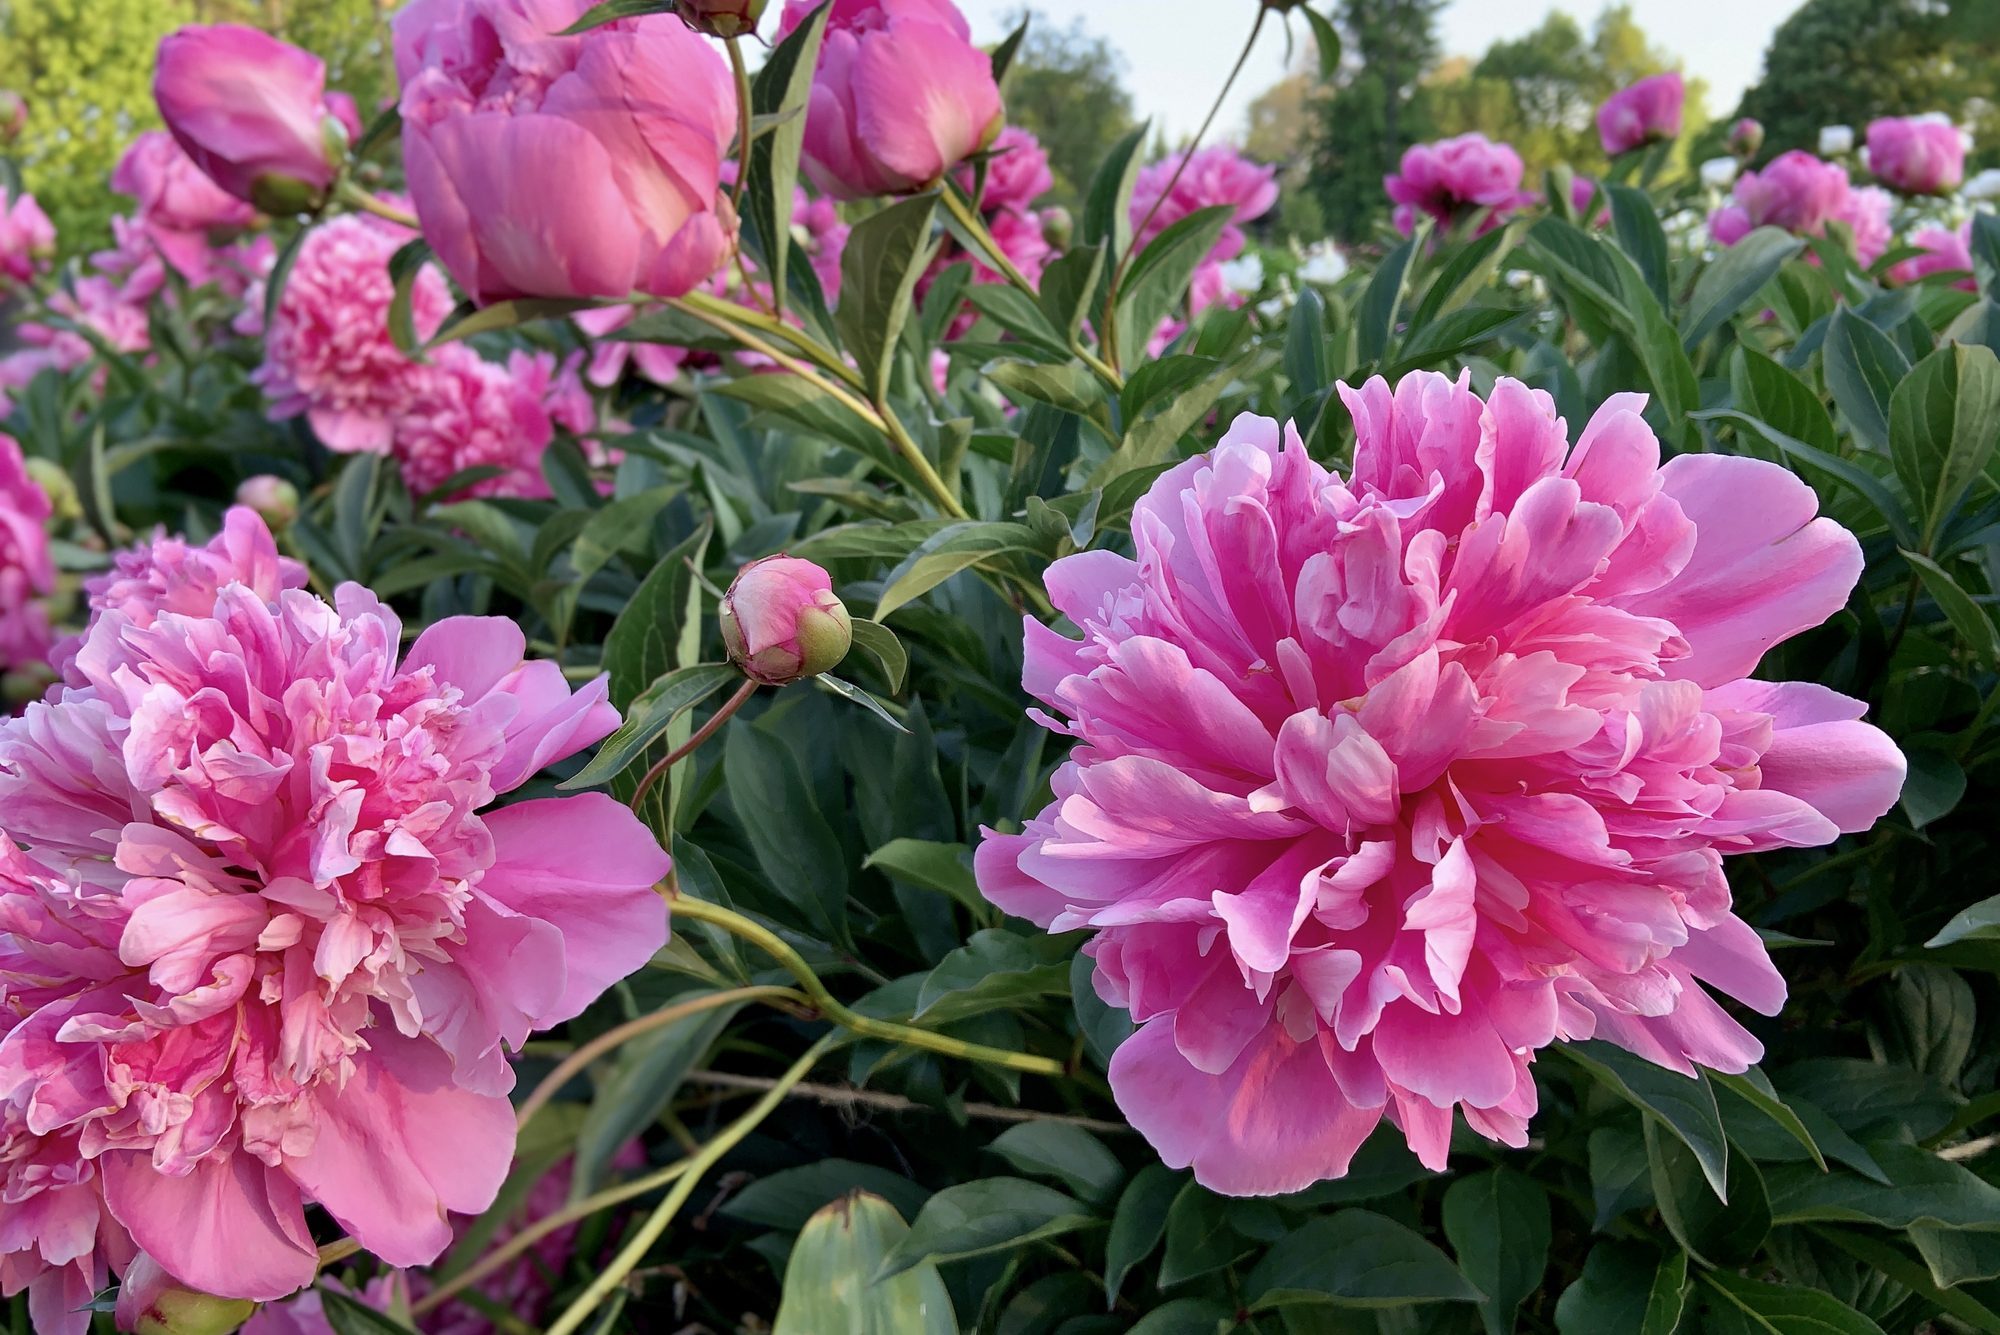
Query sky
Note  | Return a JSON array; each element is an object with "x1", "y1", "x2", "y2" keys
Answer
[{"x1": 956, "y1": 0, "x2": 1804, "y2": 145}]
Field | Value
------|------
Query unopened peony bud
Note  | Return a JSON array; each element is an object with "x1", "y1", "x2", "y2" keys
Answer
[
  {"x1": 676, "y1": 0, "x2": 768, "y2": 37},
  {"x1": 0, "y1": 91, "x2": 25, "y2": 145},
  {"x1": 115, "y1": 1256, "x2": 256, "y2": 1335},
  {"x1": 154, "y1": 25, "x2": 347, "y2": 214},
  {"x1": 1728, "y1": 117, "x2": 1763, "y2": 160},
  {"x1": 1039, "y1": 205, "x2": 1073, "y2": 251},
  {"x1": 235, "y1": 474, "x2": 300, "y2": 527},
  {"x1": 719, "y1": 555, "x2": 851, "y2": 686},
  {"x1": 22, "y1": 457, "x2": 77, "y2": 522}
]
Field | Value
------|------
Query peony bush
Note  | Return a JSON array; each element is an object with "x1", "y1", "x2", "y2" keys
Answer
[{"x1": 0, "y1": 1, "x2": 1997, "y2": 1332}]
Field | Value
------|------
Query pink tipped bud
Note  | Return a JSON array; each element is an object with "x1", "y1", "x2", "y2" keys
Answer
[
  {"x1": 1729, "y1": 117, "x2": 1765, "y2": 160},
  {"x1": 235, "y1": 474, "x2": 301, "y2": 527},
  {"x1": 153, "y1": 24, "x2": 345, "y2": 213},
  {"x1": 719, "y1": 555, "x2": 851, "y2": 686},
  {"x1": 115, "y1": 1256, "x2": 257, "y2": 1335},
  {"x1": 676, "y1": 0, "x2": 768, "y2": 37}
]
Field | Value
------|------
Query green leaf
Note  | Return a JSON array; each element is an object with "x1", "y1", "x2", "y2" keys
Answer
[
  {"x1": 1974, "y1": 213, "x2": 2000, "y2": 298},
  {"x1": 987, "y1": 1123, "x2": 1123, "y2": 1207},
  {"x1": 1554, "y1": 1243, "x2": 1679, "y2": 1335},
  {"x1": 723, "y1": 722, "x2": 850, "y2": 942},
  {"x1": 1038, "y1": 243, "x2": 1107, "y2": 345},
  {"x1": 319, "y1": 1288, "x2": 418, "y2": 1335},
  {"x1": 874, "y1": 521, "x2": 1041, "y2": 620},
  {"x1": 1711, "y1": 1068, "x2": 1827, "y2": 1171},
  {"x1": 1700, "y1": 1272, "x2": 1886, "y2": 1335},
  {"x1": 1104, "y1": 1164, "x2": 1179, "y2": 1304},
  {"x1": 1127, "y1": 1300, "x2": 1238, "y2": 1335},
  {"x1": 914, "y1": 929, "x2": 1075, "y2": 1026},
  {"x1": 1409, "y1": 218, "x2": 1522, "y2": 329},
  {"x1": 570, "y1": 486, "x2": 682, "y2": 584},
  {"x1": 743, "y1": 1, "x2": 830, "y2": 314},
  {"x1": 385, "y1": 238, "x2": 435, "y2": 358},
  {"x1": 1900, "y1": 744, "x2": 1966, "y2": 828},
  {"x1": 602, "y1": 526, "x2": 711, "y2": 828},
  {"x1": 1930, "y1": 893, "x2": 2000, "y2": 947},
  {"x1": 1443, "y1": 1169, "x2": 1550, "y2": 1335},
  {"x1": 985, "y1": 358, "x2": 1106, "y2": 416},
  {"x1": 864, "y1": 839, "x2": 982, "y2": 915},
  {"x1": 1116, "y1": 205, "x2": 1237, "y2": 361},
  {"x1": 561, "y1": 663, "x2": 738, "y2": 792},
  {"x1": 774, "y1": 1192, "x2": 957, "y2": 1335},
  {"x1": 1813, "y1": 1226, "x2": 2000, "y2": 1333},
  {"x1": 1359, "y1": 231, "x2": 1420, "y2": 365},
  {"x1": 1683, "y1": 226, "x2": 1804, "y2": 349},
  {"x1": 877, "y1": 1178, "x2": 1096, "y2": 1277},
  {"x1": 1734, "y1": 345, "x2": 1838, "y2": 451},
  {"x1": 836, "y1": 196, "x2": 941, "y2": 400},
  {"x1": 1159, "y1": 1182, "x2": 1252, "y2": 1287},
  {"x1": 573, "y1": 992, "x2": 750, "y2": 1195},
  {"x1": 1564, "y1": 1042, "x2": 1729, "y2": 1200},
  {"x1": 1081, "y1": 124, "x2": 1150, "y2": 260},
  {"x1": 1890, "y1": 343, "x2": 2000, "y2": 545},
  {"x1": 723, "y1": 1160, "x2": 931, "y2": 1233},
  {"x1": 1642, "y1": 1251, "x2": 1690, "y2": 1335},
  {"x1": 428, "y1": 297, "x2": 602, "y2": 348},
  {"x1": 1245, "y1": 1210, "x2": 1481, "y2": 1310},
  {"x1": 1284, "y1": 285, "x2": 1329, "y2": 401},
  {"x1": 1071, "y1": 949, "x2": 1134, "y2": 1070},
  {"x1": 558, "y1": 0, "x2": 674, "y2": 34},
  {"x1": 1823, "y1": 305, "x2": 1912, "y2": 454},
  {"x1": 1093, "y1": 352, "x2": 1252, "y2": 487},
  {"x1": 1608, "y1": 183, "x2": 1670, "y2": 308},
  {"x1": 1301, "y1": 5, "x2": 1342, "y2": 79},
  {"x1": 1765, "y1": 1141, "x2": 2000, "y2": 1230},
  {"x1": 1646, "y1": 1122, "x2": 1770, "y2": 1267},
  {"x1": 843, "y1": 617, "x2": 907, "y2": 693}
]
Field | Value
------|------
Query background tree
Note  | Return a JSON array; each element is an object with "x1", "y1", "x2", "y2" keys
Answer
[
  {"x1": 1309, "y1": 0, "x2": 1445, "y2": 243},
  {"x1": 995, "y1": 8, "x2": 1139, "y2": 208}
]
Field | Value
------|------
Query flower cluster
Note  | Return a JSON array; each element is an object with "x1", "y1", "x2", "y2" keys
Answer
[
  {"x1": 1709, "y1": 149, "x2": 1892, "y2": 265},
  {"x1": 0, "y1": 508, "x2": 673, "y2": 1324},
  {"x1": 977, "y1": 372, "x2": 1904, "y2": 1194}
]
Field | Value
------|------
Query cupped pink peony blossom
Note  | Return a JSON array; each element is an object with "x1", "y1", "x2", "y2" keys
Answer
[
  {"x1": 1385, "y1": 133, "x2": 1533, "y2": 237},
  {"x1": 963, "y1": 126, "x2": 1055, "y2": 216},
  {"x1": 0, "y1": 192, "x2": 54, "y2": 291},
  {"x1": 1866, "y1": 114, "x2": 1966, "y2": 196},
  {"x1": 0, "y1": 515, "x2": 672, "y2": 1303},
  {"x1": 111, "y1": 131, "x2": 258, "y2": 282},
  {"x1": 154, "y1": 25, "x2": 348, "y2": 214},
  {"x1": 1831, "y1": 185, "x2": 1893, "y2": 267},
  {"x1": 256, "y1": 211, "x2": 453, "y2": 454},
  {"x1": 1131, "y1": 145, "x2": 1279, "y2": 260},
  {"x1": 1889, "y1": 222, "x2": 1975, "y2": 290},
  {"x1": 392, "y1": 346, "x2": 562, "y2": 500},
  {"x1": 1596, "y1": 72, "x2": 1684, "y2": 156},
  {"x1": 977, "y1": 373, "x2": 1905, "y2": 1195},
  {"x1": 0, "y1": 434, "x2": 54, "y2": 678},
  {"x1": 396, "y1": 0, "x2": 738, "y2": 305},
  {"x1": 779, "y1": 0, "x2": 1003, "y2": 200},
  {"x1": 1717, "y1": 150, "x2": 1850, "y2": 239}
]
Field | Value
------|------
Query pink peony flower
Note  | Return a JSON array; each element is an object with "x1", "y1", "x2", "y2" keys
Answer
[
  {"x1": 0, "y1": 191, "x2": 54, "y2": 291},
  {"x1": 1385, "y1": 133, "x2": 1533, "y2": 237},
  {"x1": 976, "y1": 374, "x2": 1905, "y2": 1195},
  {"x1": 256, "y1": 212, "x2": 453, "y2": 454},
  {"x1": 1832, "y1": 185, "x2": 1893, "y2": 267},
  {"x1": 70, "y1": 505, "x2": 307, "y2": 657},
  {"x1": 0, "y1": 276, "x2": 152, "y2": 409},
  {"x1": 1132, "y1": 145, "x2": 1279, "y2": 260},
  {"x1": 779, "y1": 0, "x2": 1004, "y2": 200},
  {"x1": 1717, "y1": 150, "x2": 1850, "y2": 240},
  {"x1": 1866, "y1": 114, "x2": 1966, "y2": 196},
  {"x1": 396, "y1": 0, "x2": 738, "y2": 305},
  {"x1": 392, "y1": 346, "x2": 561, "y2": 500},
  {"x1": 0, "y1": 514, "x2": 672, "y2": 1305},
  {"x1": 962, "y1": 126, "x2": 1054, "y2": 216},
  {"x1": 1569, "y1": 177, "x2": 1609, "y2": 228},
  {"x1": 154, "y1": 25, "x2": 349, "y2": 214},
  {"x1": 0, "y1": 434, "x2": 54, "y2": 678},
  {"x1": 1596, "y1": 72, "x2": 1684, "y2": 156},
  {"x1": 1889, "y1": 222, "x2": 1975, "y2": 290},
  {"x1": 111, "y1": 131, "x2": 258, "y2": 283},
  {"x1": 980, "y1": 207, "x2": 1053, "y2": 287},
  {"x1": 795, "y1": 191, "x2": 850, "y2": 301},
  {"x1": 575, "y1": 304, "x2": 691, "y2": 390}
]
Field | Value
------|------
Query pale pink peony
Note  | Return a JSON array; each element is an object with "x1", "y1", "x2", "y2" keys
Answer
[
  {"x1": 0, "y1": 192, "x2": 54, "y2": 291},
  {"x1": 0, "y1": 434, "x2": 54, "y2": 678},
  {"x1": 0, "y1": 514, "x2": 671, "y2": 1304},
  {"x1": 1865, "y1": 114, "x2": 1966, "y2": 196},
  {"x1": 1596, "y1": 72, "x2": 1684, "y2": 156},
  {"x1": 392, "y1": 346, "x2": 562, "y2": 500},
  {"x1": 977, "y1": 373, "x2": 1905, "y2": 1195},
  {"x1": 1132, "y1": 145, "x2": 1279, "y2": 260},
  {"x1": 1890, "y1": 222, "x2": 1975, "y2": 290},
  {"x1": 1385, "y1": 134, "x2": 1533, "y2": 237},
  {"x1": 256, "y1": 212, "x2": 453, "y2": 454}
]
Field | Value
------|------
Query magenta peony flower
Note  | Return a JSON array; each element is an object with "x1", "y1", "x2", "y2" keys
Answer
[
  {"x1": 1385, "y1": 133, "x2": 1533, "y2": 237},
  {"x1": 962, "y1": 126, "x2": 1055, "y2": 216},
  {"x1": 256, "y1": 212, "x2": 453, "y2": 454},
  {"x1": 1596, "y1": 72, "x2": 1684, "y2": 156},
  {"x1": 1865, "y1": 114, "x2": 1966, "y2": 196},
  {"x1": 0, "y1": 191, "x2": 54, "y2": 291},
  {"x1": 111, "y1": 131, "x2": 257, "y2": 282},
  {"x1": 392, "y1": 346, "x2": 563, "y2": 500},
  {"x1": 1719, "y1": 150, "x2": 1850, "y2": 238},
  {"x1": 0, "y1": 434, "x2": 53, "y2": 679},
  {"x1": 0, "y1": 512, "x2": 672, "y2": 1305},
  {"x1": 1890, "y1": 222, "x2": 1975, "y2": 290},
  {"x1": 154, "y1": 25, "x2": 349, "y2": 214},
  {"x1": 395, "y1": 0, "x2": 738, "y2": 305},
  {"x1": 779, "y1": 0, "x2": 1004, "y2": 200},
  {"x1": 1132, "y1": 145, "x2": 1279, "y2": 259},
  {"x1": 976, "y1": 374, "x2": 1905, "y2": 1195}
]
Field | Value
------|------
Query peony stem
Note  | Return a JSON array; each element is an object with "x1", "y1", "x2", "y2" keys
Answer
[
  {"x1": 726, "y1": 37, "x2": 754, "y2": 216},
  {"x1": 316, "y1": 1238, "x2": 362, "y2": 1270},
  {"x1": 1102, "y1": 4, "x2": 1267, "y2": 371},
  {"x1": 677, "y1": 289, "x2": 866, "y2": 390},
  {"x1": 629, "y1": 677, "x2": 759, "y2": 812},
  {"x1": 336, "y1": 182, "x2": 420, "y2": 229},
  {"x1": 669, "y1": 893, "x2": 1070, "y2": 1078},
  {"x1": 541, "y1": 1035, "x2": 839, "y2": 1335},
  {"x1": 514, "y1": 983, "x2": 809, "y2": 1131}
]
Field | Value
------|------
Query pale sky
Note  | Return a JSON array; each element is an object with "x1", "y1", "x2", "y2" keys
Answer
[{"x1": 959, "y1": 0, "x2": 1803, "y2": 145}]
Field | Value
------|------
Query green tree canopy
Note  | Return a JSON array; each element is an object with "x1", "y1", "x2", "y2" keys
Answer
[{"x1": 994, "y1": 9, "x2": 1140, "y2": 209}]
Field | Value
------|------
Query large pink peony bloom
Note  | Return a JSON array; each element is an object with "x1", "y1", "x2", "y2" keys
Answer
[
  {"x1": 0, "y1": 513, "x2": 672, "y2": 1305},
  {"x1": 977, "y1": 373, "x2": 1905, "y2": 1195},
  {"x1": 1890, "y1": 222, "x2": 1975, "y2": 290},
  {"x1": 1866, "y1": 114, "x2": 1966, "y2": 196},
  {"x1": 1596, "y1": 72, "x2": 1684, "y2": 156},
  {"x1": 0, "y1": 191, "x2": 54, "y2": 291},
  {"x1": 1709, "y1": 150, "x2": 1851, "y2": 246},
  {"x1": 0, "y1": 434, "x2": 53, "y2": 678},
  {"x1": 1132, "y1": 145, "x2": 1279, "y2": 260},
  {"x1": 256, "y1": 212, "x2": 453, "y2": 454},
  {"x1": 1385, "y1": 134, "x2": 1533, "y2": 237},
  {"x1": 395, "y1": 0, "x2": 737, "y2": 305}
]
